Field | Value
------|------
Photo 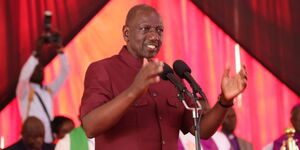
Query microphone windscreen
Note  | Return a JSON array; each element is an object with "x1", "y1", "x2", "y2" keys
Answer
[
  {"x1": 173, "y1": 60, "x2": 191, "y2": 78},
  {"x1": 159, "y1": 63, "x2": 174, "y2": 80}
]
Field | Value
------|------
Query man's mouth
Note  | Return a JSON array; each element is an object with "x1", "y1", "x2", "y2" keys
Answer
[{"x1": 146, "y1": 44, "x2": 158, "y2": 50}]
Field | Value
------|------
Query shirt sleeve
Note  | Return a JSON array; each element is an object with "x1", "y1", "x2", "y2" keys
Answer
[
  {"x1": 16, "y1": 55, "x2": 39, "y2": 100},
  {"x1": 47, "y1": 53, "x2": 70, "y2": 96},
  {"x1": 80, "y1": 61, "x2": 113, "y2": 120}
]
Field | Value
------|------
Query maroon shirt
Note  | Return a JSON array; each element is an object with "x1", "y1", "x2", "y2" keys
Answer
[{"x1": 80, "y1": 46, "x2": 194, "y2": 150}]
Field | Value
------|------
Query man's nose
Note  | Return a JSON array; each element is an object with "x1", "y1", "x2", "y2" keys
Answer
[{"x1": 147, "y1": 28, "x2": 160, "y2": 41}]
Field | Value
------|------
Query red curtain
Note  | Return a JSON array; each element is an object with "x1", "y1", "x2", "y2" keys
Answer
[
  {"x1": 0, "y1": 0, "x2": 299, "y2": 149},
  {"x1": 191, "y1": 0, "x2": 300, "y2": 96}
]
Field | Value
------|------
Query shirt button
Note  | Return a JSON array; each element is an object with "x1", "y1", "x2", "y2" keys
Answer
[
  {"x1": 159, "y1": 116, "x2": 163, "y2": 120},
  {"x1": 152, "y1": 92, "x2": 157, "y2": 97},
  {"x1": 162, "y1": 140, "x2": 166, "y2": 145}
]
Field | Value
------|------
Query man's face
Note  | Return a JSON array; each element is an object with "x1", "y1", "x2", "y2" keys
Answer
[
  {"x1": 124, "y1": 9, "x2": 163, "y2": 59},
  {"x1": 222, "y1": 108, "x2": 237, "y2": 133},
  {"x1": 56, "y1": 120, "x2": 75, "y2": 139},
  {"x1": 291, "y1": 107, "x2": 300, "y2": 133},
  {"x1": 22, "y1": 124, "x2": 44, "y2": 150}
]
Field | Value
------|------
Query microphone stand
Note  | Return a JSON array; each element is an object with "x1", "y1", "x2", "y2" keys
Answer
[{"x1": 177, "y1": 90, "x2": 203, "y2": 150}]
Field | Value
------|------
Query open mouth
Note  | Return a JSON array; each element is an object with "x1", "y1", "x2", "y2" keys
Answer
[{"x1": 146, "y1": 44, "x2": 158, "y2": 50}]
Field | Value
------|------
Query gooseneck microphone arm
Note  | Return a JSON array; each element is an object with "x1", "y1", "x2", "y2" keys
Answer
[
  {"x1": 159, "y1": 62, "x2": 202, "y2": 150},
  {"x1": 173, "y1": 60, "x2": 207, "y2": 101},
  {"x1": 176, "y1": 87, "x2": 202, "y2": 150}
]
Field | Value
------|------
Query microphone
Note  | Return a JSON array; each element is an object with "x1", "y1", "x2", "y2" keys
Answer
[
  {"x1": 173, "y1": 60, "x2": 207, "y2": 100},
  {"x1": 159, "y1": 63, "x2": 188, "y2": 93}
]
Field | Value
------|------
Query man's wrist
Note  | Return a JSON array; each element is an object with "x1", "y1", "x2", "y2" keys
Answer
[
  {"x1": 32, "y1": 50, "x2": 40, "y2": 58},
  {"x1": 218, "y1": 93, "x2": 234, "y2": 108},
  {"x1": 58, "y1": 51, "x2": 64, "y2": 54}
]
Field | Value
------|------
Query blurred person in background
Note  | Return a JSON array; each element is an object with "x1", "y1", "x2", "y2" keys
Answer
[
  {"x1": 16, "y1": 31, "x2": 69, "y2": 144},
  {"x1": 263, "y1": 104, "x2": 300, "y2": 150},
  {"x1": 51, "y1": 116, "x2": 75, "y2": 144},
  {"x1": 4, "y1": 117, "x2": 54, "y2": 150},
  {"x1": 220, "y1": 108, "x2": 253, "y2": 150},
  {"x1": 55, "y1": 126, "x2": 95, "y2": 150},
  {"x1": 179, "y1": 107, "x2": 253, "y2": 150}
]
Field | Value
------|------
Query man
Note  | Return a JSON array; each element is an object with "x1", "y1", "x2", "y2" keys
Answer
[
  {"x1": 55, "y1": 126, "x2": 95, "y2": 150},
  {"x1": 264, "y1": 104, "x2": 300, "y2": 150},
  {"x1": 51, "y1": 116, "x2": 75, "y2": 143},
  {"x1": 16, "y1": 34, "x2": 69, "y2": 143},
  {"x1": 179, "y1": 107, "x2": 253, "y2": 150},
  {"x1": 220, "y1": 108, "x2": 253, "y2": 150},
  {"x1": 4, "y1": 117, "x2": 54, "y2": 150},
  {"x1": 80, "y1": 4, "x2": 248, "y2": 150}
]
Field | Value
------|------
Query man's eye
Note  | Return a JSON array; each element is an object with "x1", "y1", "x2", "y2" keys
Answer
[
  {"x1": 141, "y1": 27, "x2": 150, "y2": 31},
  {"x1": 157, "y1": 28, "x2": 164, "y2": 33}
]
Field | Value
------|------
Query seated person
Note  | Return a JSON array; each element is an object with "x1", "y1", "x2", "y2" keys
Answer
[
  {"x1": 179, "y1": 108, "x2": 253, "y2": 150},
  {"x1": 51, "y1": 116, "x2": 75, "y2": 143},
  {"x1": 55, "y1": 126, "x2": 95, "y2": 150},
  {"x1": 263, "y1": 104, "x2": 300, "y2": 150},
  {"x1": 4, "y1": 116, "x2": 54, "y2": 150},
  {"x1": 179, "y1": 131, "x2": 231, "y2": 150},
  {"x1": 219, "y1": 107, "x2": 253, "y2": 150}
]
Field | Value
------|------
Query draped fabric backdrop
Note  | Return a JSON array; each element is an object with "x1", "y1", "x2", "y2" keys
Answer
[
  {"x1": 0, "y1": 0, "x2": 299, "y2": 149},
  {"x1": 192, "y1": 0, "x2": 300, "y2": 96},
  {"x1": 0, "y1": 0, "x2": 108, "y2": 110}
]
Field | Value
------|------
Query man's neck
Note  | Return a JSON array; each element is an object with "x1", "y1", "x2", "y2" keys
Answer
[{"x1": 222, "y1": 130, "x2": 234, "y2": 135}]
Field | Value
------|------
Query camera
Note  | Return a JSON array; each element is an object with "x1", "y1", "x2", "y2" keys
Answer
[{"x1": 43, "y1": 10, "x2": 61, "y2": 43}]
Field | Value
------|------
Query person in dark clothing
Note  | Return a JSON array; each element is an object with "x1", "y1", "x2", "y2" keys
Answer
[
  {"x1": 51, "y1": 116, "x2": 75, "y2": 143},
  {"x1": 4, "y1": 116, "x2": 54, "y2": 150}
]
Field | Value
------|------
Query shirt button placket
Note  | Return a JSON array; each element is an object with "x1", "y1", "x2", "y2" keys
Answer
[{"x1": 152, "y1": 92, "x2": 157, "y2": 97}]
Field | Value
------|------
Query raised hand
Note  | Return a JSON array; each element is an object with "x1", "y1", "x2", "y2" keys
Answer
[
  {"x1": 129, "y1": 58, "x2": 163, "y2": 97},
  {"x1": 33, "y1": 36, "x2": 46, "y2": 58},
  {"x1": 221, "y1": 65, "x2": 247, "y2": 102}
]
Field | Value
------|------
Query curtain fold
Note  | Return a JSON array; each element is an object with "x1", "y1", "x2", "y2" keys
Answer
[
  {"x1": 0, "y1": 0, "x2": 299, "y2": 149},
  {"x1": 191, "y1": 0, "x2": 300, "y2": 96},
  {"x1": 0, "y1": 0, "x2": 109, "y2": 110}
]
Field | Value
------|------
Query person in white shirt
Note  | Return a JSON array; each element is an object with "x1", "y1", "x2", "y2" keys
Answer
[
  {"x1": 55, "y1": 126, "x2": 95, "y2": 150},
  {"x1": 16, "y1": 34, "x2": 69, "y2": 143}
]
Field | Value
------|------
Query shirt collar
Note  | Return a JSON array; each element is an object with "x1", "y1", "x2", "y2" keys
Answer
[{"x1": 119, "y1": 46, "x2": 143, "y2": 69}]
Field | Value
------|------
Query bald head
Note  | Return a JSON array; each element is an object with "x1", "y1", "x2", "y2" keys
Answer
[
  {"x1": 22, "y1": 117, "x2": 45, "y2": 150},
  {"x1": 125, "y1": 4, "x2": 160, "y2": 26},
  {"x1": 22, "y1": 117, "x2": 44, "y2": 134}
]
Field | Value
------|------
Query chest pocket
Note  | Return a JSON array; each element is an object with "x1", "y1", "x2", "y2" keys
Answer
[
  {"x1": 117, "y1": 94, "x2": 149, "y2": 127},
  {"x1": 166, "y1": 96, "x2": 184, "y2": 128},
  {"x1": 167, "y1": 96, "x2": 180, "y2": 108}
]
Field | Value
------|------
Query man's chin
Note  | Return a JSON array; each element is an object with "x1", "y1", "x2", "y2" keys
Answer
[{"x1": 146, "y1": 51, "x2": 159, "y2": 58}]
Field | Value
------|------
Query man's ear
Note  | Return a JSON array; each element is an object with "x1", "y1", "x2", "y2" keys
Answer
[{"x1": 122, "y1": 25, "x2": 129, "y2": 42}]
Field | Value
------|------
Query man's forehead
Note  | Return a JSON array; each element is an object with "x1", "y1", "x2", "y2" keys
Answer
[
  {"x1": 126, "y1": 5, "x2": 162, "y2": 25},
  {"x1": 131, "y1": 11, "x2": 162, "y2": 25}
]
